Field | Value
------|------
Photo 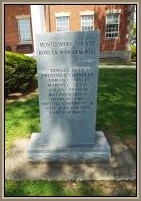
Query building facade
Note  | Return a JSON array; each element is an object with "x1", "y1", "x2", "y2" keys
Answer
[{"x1": 5, "y1": 4, "x2": 135, "y2": 60}]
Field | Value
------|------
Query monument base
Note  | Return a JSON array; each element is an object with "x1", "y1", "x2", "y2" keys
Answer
[{"x1": 27, "y1": 131, "x2": 111, "y2": 162}]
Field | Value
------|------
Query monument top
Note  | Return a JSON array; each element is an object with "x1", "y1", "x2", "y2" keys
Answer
[{"x1": 36, "y1": 31, "x2": 100, "y2": 71}]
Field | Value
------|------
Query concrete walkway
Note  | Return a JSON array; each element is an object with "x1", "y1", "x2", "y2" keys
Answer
[{"x1": 5, "y1": 135, "x2": 136, "y2": 181}]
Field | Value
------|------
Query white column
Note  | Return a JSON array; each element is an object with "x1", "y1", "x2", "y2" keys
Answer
[{"x1": 30, "y1": 5, "x2": 46, "y2": 55}]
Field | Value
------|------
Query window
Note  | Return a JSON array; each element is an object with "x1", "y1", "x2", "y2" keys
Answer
[
  {"x1": 105, "y1": 13, "x2": 120, "y2": 38},
  {"x1": 81, "y1": 15, "x2": 94, "y2": 31},
  {"x1": 56, "y1": 16, "x2": 69, "y2": 32},
  {"x1": 17, "y1": 18, "x2": 32, "y2": 43}
]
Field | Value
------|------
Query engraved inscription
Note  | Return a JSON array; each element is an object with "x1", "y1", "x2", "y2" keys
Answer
[
  {"x1": 38, "y1": 67, "x2": 96, "y2": 115},
  {"x1": 38, "y1": 40, "x2": 96, "y2": 56},
  {"x1": 36, "y1": 31, "x2": 99, "y2": 144}
]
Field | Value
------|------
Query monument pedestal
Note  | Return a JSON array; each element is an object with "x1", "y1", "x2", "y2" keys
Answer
[{"x1": 27, "y1": 131, "x2": 111, "y2": 162}]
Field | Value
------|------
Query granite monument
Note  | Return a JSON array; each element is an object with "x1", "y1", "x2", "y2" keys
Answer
[{"x1": 27, "y1": 31, "x2": 111, "y2": 162}]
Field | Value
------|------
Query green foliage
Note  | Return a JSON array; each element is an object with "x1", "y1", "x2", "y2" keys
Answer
[
  {"x1": 133, "y1": 23, "x2": 136, "y2": 36},
  {"x1": 131, "y1": 45, "x2": 136, "y2": 60},
  {"x1": 5, "y1": 51, "x2": 37, "y2": 97},
  {"x1": 5, "y1": 180, "x2": 103, "y2": 196}
]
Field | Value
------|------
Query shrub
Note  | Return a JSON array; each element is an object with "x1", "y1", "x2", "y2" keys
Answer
[
  {"x1": 5, "y1": 51, "x2": 37, "y2": 97},
  {"x1": 133, "y1": 23, "x2": 136, "y2": 36},
  {"x1": 131, "y1": 45, "x2": 136, "y2": 60}
]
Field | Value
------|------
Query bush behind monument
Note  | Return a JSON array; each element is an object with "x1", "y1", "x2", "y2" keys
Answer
[{"x1": 5, "y1": 51, "x2": 37, "y2": 97}]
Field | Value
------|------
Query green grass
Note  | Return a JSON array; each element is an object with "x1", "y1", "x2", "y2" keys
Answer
[
  {"x1": 5, "y1": 96, "x2": 40, "y2": 156},
  {"x1": 97, "y1": 68, "x2": 136, "y2": 139},
  {"x1": 5, "y1": 68, "x2": 136, "y2": 196},
  {"x1": 99, "y1": 58, "x2": 135, "y2": 65},
  {"x1": 5, "y1": 180, "x2": 103, "y2": 196}
]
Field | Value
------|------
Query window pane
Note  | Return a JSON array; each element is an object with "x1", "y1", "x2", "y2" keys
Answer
[
  {"x1": 81, "y1": 15, "x2": 94, "y2": 31},
  {"x1": 106, "y1": 13, "x2": 119, "y2": 38},
  {"x1": 17, "y1": 19, "x2": 32, "y2": 42},
  {"x1": 107, "y1": 13, "x2": 119, "y2": 24},
  {"x1": 56, "y1": 16, "x2": 69, "y2": 32}
]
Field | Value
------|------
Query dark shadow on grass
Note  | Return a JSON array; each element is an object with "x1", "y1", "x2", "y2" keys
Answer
[
  {"x1": 5, "y1": 78, "x2": 38, "y2": 101},
  {"x1": 96, "y1": 68, "x2": 136, "y2": 138},
  {"x1": 77, "y1": 181, "x2": 103, "y2": 196},
  {"x1": 5, "y1": 180, "x2": 26, "y2": 196}
]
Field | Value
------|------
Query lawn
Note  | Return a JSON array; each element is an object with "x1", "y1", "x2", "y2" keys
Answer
[
  {"x1": 5, "y1": 180, "x2": 136, "y2": 197},
  {"x1": 99, "y1": 58, "x2": 136, "y2": 65},
  {"x1": 5, "y1": 180, "x2": 104, "y2": 196},
  {"x1": 5, "y1": 68, "x2": 136, "y2": 196},
  {"x1": 97, "y1": 68, "x2": 136, "y2": 139}
]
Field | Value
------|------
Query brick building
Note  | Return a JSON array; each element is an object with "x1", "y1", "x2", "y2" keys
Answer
[{"x1": 5, "y1": 4, "x2": 135, "y2": 60}]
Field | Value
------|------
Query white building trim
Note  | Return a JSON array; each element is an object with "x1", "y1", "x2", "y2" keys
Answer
[
  {"x1": 30, "y1": 5, "x2": 46, "y2": 55},
  {"x1": 80, "y1": 10, "x2": 95, "y2": 16},
  {"x1": 15, "y1": 15, "x2": 30, "y2": 19},
  {"x1": 106, "y1": 9, "x2": 121, "y2": 14},
  {"x1": 55, "y1": 12, "x2": 70, "y2": 17}
]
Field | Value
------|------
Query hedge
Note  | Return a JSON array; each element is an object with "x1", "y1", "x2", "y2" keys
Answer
[
  {"x1": 131, "y1": 45, "x2": 136, "y2": 60},
  {"x1": 5, "y1": 51, "x2": 37, "y2": 97}
]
